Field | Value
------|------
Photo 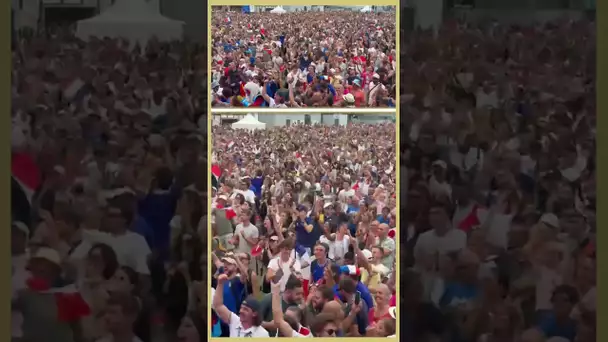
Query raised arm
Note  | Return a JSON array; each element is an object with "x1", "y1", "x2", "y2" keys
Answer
[
  {"x1": 271, "y1": 282, "x2": 296, "y2": 337},
  {"x1": 212, "y1": 274, "x2": 233, "y2": 324}
]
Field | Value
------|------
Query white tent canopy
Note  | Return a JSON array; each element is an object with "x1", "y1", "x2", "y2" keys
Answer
[
  {"x1": 360, "y1": 6, "x2": 372, "y2": 12},
  {"x1": 270, "y1": 6, "x2": 287, "y2": 13},
  {"x1": 76, "y1": 0, "x2": 184, "y2": 46},
  {"x1": 231, "y1": 114, "x2": 266, "y2": 131}
]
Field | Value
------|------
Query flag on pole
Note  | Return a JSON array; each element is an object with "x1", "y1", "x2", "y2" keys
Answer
[
  {"x1": 12, "y1": 152, "x2": 41, "y2": 205},
  {"x1": 260, "y1": 26, "x2": 267, "y2": 40},
  {"x1": 212, "y1": 164, "x2": 221, "y2": 189}
]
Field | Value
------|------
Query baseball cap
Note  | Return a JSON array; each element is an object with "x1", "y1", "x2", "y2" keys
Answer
[
  {"x1": 30, "y1": 247, "x2": 61, "y2": 266},
  {"x1": 431, "y1": 160, "x2": 447, "y2": 169},
  {"x1": 221, "y1": 257, "x2": 237, "y2": 265},
  {"x1": 361, "y1": 249, "x2": 373, "y2": 260},
  {"x1": 540, "y1": 213, "x2": 559, "y2": 229},
  {"x1": 241, "y1": 296, "x2": 262, "y2": 312}
]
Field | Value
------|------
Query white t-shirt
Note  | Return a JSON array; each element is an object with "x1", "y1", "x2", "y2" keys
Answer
[
  {"x1": 71, "y1": 230, "x2": 151, "y2": 275},
  {"x1": 234, "y1": 222, "x2": 259, "y2": 254},
  {"x1": 268, "y1": 256, "x2": 302, "y2": 292},
  {"x1": 228, "y1": 312, "x2": 269, "y2": 337},
  {"x1": 414, "y1": 228, "x2": 467, "y2": 258},
  {"x1": 319, "y1": 235, "x2": 350, "y2": 261},
  {"x1": 231, "y1": 189, "x2": 256, "y2": 203},
  {"x1": 267, "y1": 97, "x2": 288, "y2": 108}
]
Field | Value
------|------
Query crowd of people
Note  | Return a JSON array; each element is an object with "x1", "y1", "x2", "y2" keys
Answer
[
  {"x1": 10, "y1": 9, "x2": 597, "y2": 342},
  {"x1": 398, "y1": 18, "x2": 596, "y2": 342},
  {"x1": 210, "y1": 9, "x2": 397, "y2": 108},
  {"x1": 11, "y1": 26, "x2": 209, "y2": 342},
  {"x1": 210, "y1": 120, "x2": 398, "y2": 337}
]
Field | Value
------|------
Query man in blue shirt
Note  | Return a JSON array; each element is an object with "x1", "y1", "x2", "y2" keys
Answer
[
  {"x1": 295, "y1": 206, "x2": 321, "y2": 253},
  {"x1": 335, "y1": 277, "x2": 369, "y2": 336},
  {"x1": 537, "y1": 285, "x2": 579, "y2": 341},
  {"x1": 310, "y1": 242, "x2": 331, "y2": 284},
  {"x1": 376, "y1": 206, "x2": 391, "y2": 225},
  {"x1": 216, "y1": 256, "x2": 246, "y2": 315},
  {"x1": 333, "y1": 266, "x2": 374, "y2": 311}
]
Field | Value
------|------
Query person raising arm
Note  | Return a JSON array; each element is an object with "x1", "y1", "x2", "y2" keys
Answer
[
  {"x1": 212, "y1": 274, "x2": 270, "y2": 337},
  {"x1": 271, "y1": 281, "x2": 309, "y2": 337}
]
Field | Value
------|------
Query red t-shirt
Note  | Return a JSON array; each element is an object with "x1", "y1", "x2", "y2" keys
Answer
[
  {"x1": 368, "y1": 307, "x2": 392, "y2": 325},
  {"x1": 353, "y1": 90, "x2": 365, "y2": 107}
]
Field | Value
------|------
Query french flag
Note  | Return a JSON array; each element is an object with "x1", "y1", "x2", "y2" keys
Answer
[
  {"x1": 215, "y1": 203, "x2": 237, "y2": 221},
  {"x1": 27, "y1": 277, "x2": 90, "y2": 322},
  {"x1": 12, "y1": 152, "x2": 41, "y2": 205},
  {"x1": 212, "y1": 164, "x2": 222, "y2": 189},
  {"x1": 225, "y1": 16, "x2": 231, "y2": 24},
  {"x1": 260, "y1": 26, "x2": 267, "y2": 40},
  {"x1": 457, "y1": 205, "x2": 481, "y2": 233}
]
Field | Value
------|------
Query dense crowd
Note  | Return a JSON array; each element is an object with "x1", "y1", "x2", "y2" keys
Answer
[
  {"x1": 211, "y1": 10, "x2": 397, "y2": 108},
  {"x1": 11, "y1": 27, "x2": 208, "y2": 342},
  {"x1": 10, "y1": 11, "x2": 597, "y2": 342},
  {"x1": 210, "y1": 121, "x2": 398, "y2": 337},
  {"x1": 399, "y1": 19, "x2": 596, "y2": 342}
]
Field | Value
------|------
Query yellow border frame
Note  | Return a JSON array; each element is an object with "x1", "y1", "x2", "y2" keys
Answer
[{"x1": 208, "y1": 111, "x2": 399, "y2": 341}]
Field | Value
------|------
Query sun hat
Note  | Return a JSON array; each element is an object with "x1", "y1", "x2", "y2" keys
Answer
[{"x1": 343, "y1": 93, "x2": 355, "y2": 104}]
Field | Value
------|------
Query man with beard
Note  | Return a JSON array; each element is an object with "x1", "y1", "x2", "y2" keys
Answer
[
  {"x1": 259, "y1": 275, "x2": 304, "y2": 336},
  {"x1": 304, "y1": 285, "x2": 335, "y2": 326},
  {"x1": 213, "y1": 273, "x2": 269, "y2": 337},
  {"x1": 270, "y1": 281, "x2": 311, "y2": 337}
]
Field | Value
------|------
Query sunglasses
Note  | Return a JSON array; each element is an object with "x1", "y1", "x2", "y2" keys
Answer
[{"x1": 324, "y1": 329, "x2": 337, "y2": 336}]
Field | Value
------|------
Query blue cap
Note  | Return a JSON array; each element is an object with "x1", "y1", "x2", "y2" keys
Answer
[{"x1": 339, "y1": 266, "x2": 350, "y2": 274}]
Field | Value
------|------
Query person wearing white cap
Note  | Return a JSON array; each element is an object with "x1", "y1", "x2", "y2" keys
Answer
[
  {"x1": 342, "y1": 93, "x2": 356, "y2": 107},
  {"x1": 16, "y1": 247, "x2": 91, "y2": 342},
  {"x1": 351, "y1": 238, "x2": 389, "y2": 289}
]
